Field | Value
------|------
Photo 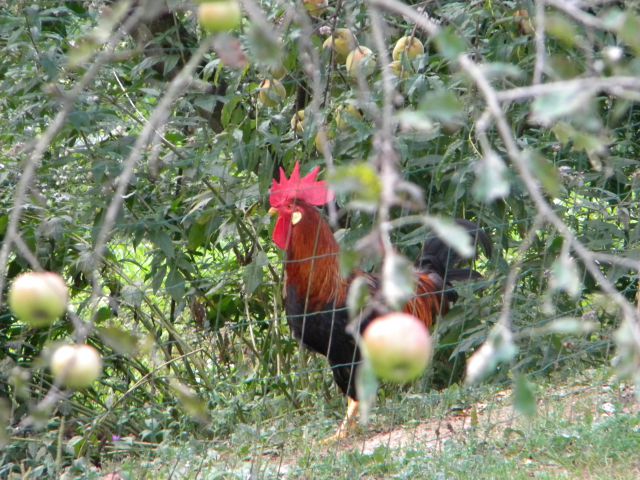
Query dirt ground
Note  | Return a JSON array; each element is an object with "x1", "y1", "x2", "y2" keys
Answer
[
  {"x1": 355, "y1": 382, "x2": 638, "y2": 455},
  {"x1": 268, "y1": 378, "x2": 639, "y2": 476}
]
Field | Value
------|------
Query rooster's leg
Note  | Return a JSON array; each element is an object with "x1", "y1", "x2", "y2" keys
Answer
[{"x1": 323, "y1": 397, "x2": 359, "y2": 443}]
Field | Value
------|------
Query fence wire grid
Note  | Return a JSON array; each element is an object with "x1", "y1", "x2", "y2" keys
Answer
[{"x1": 1, "y1": 0, "x2": 640, "y2": 478}]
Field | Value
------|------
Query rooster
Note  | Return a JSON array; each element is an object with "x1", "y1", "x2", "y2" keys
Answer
[{"x1": 268, "y1": 162, "x2": 491, "y2": 439}]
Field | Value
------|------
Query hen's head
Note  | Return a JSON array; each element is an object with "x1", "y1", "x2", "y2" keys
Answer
[{"x1": 268, "y1": 162, "x2": 334, "y2": 250}]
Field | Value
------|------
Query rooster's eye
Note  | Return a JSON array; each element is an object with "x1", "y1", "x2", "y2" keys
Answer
[{"x1": 291, "y1": 211, "x2": 302, "y2": 225}]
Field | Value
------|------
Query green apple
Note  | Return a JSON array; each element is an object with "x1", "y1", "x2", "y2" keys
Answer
[
  {"x1": 197, "y1": 1, "x2": 242, "y2": 34},
  {"x1": 269, "y1": 63, "x2": 288, "y2": 80},
  {"x1": 514, "y1": 9, "x2": 534, "y2": 35},
  {"x1": 51, "y1": 344, "x2": 103, "y2": 389},
  {"x1": 258, "y1": 79, "x2": 286, "y2": 107},
  {"x1": 362, "y1": 312, "x2": 432, "y2": 383},
  {"x1": 334, "y1": 103, "x2": 363, "y2": 129},
  {"x1": 290, "y1": 110, "x2": 305, "y2": 135},
  {"x1": 303, "y1": 0, "x2": 328, "y2": 17},
  {"x1": 392, "y1": 36, "x2": 424, "y2": 62},
  {"x1": 322, "y1": 28, "x2": 357, "y2": 62},
  {"x1": 345, "y1": 46, "x2": 375, "y2": 79},
  {"x1": 8, "y1": 272, "x2": 68, "y2": 327},
  {"x1": 314, "y1": 130, "x2": 332, "y2": 155},
  {"x1": 389, "y1": 60, "x2": 411, "y2": 79}
]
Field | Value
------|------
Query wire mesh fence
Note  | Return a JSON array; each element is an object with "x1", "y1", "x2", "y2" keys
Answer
[{"x1": 1, "y1": 0, "x2": 639, "y2": 477}]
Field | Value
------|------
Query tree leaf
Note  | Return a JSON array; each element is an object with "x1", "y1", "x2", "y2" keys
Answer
[
  {"x1": 169, "y1": 380, "x2": 210, "y2": 425},
  {"x1": 382, "y1": 252, "x2": 416, "y2": 309},
  {"x1": 151, "y1": 263, "x2": 167, "y2": 294},
  {"x1": 552, "y1": 122, "x2": 608, "y2": 154},
  {"x1": 166, "y1": 267, "x2": 186, "y2": 302},
  {"x1": 466, "y1": 324, "x2": 517, "y2": 385},
  {"x1": 355, "y1": 355, "x2": 378, "y2": 426},
  {"x1": 546, "y1": 14, "x2": 581, "y2": 48},
  {"x1": 542, "y1": 317, "x2": 597, "y2": 335},
  {"x1": 0, "y1": 215, "x2": 8, "y2": 237},
  {"x1": 550, "y1": 252, "x2": 582, "y2": 297},
  {"x1": 396, "y1": 110, "x2": 436, "y2": 133},
  {"x1": 329, "y1": 163, "x2": 382, "y2": 206},
  {"x1": 121, "y1": 283, "x2": 144, "y2": 308},
  {"x1": 419, "y1": 90, "x2": 463, "y2": 123},
  {"x1": 473, "y1": 151, "x2": 510, "y2": 202},
  {"x1": 531, "y1": 87, "x2": 594, "y2": 126},
  {"x1": 94, "y1": 306, "x2": 112, "y2": 324},
  {"x1": 187, "y1": 223, "x2": 207, "y2": 251},
  {"x1": 347, "y1": 276, "x2": 370, "y2": 320},
  {"x1": 526, "y1": 151, "x2": 562, "y2": 198},
  {"x1": 514, "y1": 375, "x2": 536, "y2": 417},
  {"x1": 150, "y1": 230, "x2": 175, "y2": 259},
  {"x1": 618, "y1": 12, "x2": 640, "y2": 55},
  {"x1": 0, "y1": 398, "x2": 8, "y2": 447},
  {"x1": 434, "y1": 27, "x2": 466, "y2": 60},
  {"x1": 193, "y1": 95, "x2": 218, "y2": 114},
  {"x1": 98, "y1": 326, "x2": 138, "y2": 355},
  {"x1": 423, "y1": 216, "x2": 474, "y2": 258},
  {"x1": 244, "y1": 252, "x2": 267, "y2": 295}
]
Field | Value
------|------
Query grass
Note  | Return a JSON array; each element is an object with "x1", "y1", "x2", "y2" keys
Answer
[{"x1": 60, "y1": 368, "x2": 639, "y2": 479}]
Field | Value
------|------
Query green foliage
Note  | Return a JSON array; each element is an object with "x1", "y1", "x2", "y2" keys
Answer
[{"x1": 0, "y1": 0, "x2": 639, "y2": 475}]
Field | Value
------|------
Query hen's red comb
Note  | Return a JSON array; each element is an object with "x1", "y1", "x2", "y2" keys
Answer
[{"x1": 270, "y1": 162, "x2": 334, "y2": 208}]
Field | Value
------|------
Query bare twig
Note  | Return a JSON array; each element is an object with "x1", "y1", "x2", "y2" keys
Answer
[
  {"x1": 533, "y1": 0, "x2": 546, "y2": 84},
  {"x1": 238, "y1": 0, "x2": 283, "y2": 46},
  {"x1": 546, "y1": 0, "x2": 607, "y2": 30},
  {"x1": 278, "y1": 0, "x2": 341, "y2": 224},
  {"x1": 367, "y1": 2, "x2": 405, "y2": 286},
  {"x1": 321, "y1": 0, "x2": 345, "y2": 108},
  {"x1": 495, "y1": 77, "x2": 640, "y2": 102},
  {"x1": 367, "y1": 5, "x2": 395, "y2": 137},
  {"x1": 592, "y1": 253, "x2": 640, "y2": 272},
  {"x1": 12, "y1": 234, "x2": 41, "y2": 271}
]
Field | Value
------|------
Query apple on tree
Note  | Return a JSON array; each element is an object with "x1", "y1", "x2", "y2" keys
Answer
[
  {"x1": 392, "y1": 36, "x2": 424, "y2": 62},
  {"x1": 257, "y1": 79, "x2": 287, "y2": 107},
  {"x1": 389, "y1": 60, "x2": 412, "y2": 79},
  {"x1": 322, "y1": 28, "x2": 357, "y2": 62},
  {"x1": 50, "y1": 344, "x2": 103, "y2": 389},
  {"x1": 346, "y1": 46, "x2": 376, "y2": 79},
  {"x1": 334, "y1": 102, "x2": 363, "y2": 129},
  {"x1": 314, "y1": 133, "x2": 329, "y2": 154},
  {"x1": 197, "y1": 1, "x2": 242, "y2": 34},
  {"x1": 269, "y1": 63, "x2": 288, "y2": 80},
  {"x1": 303, "y1": 0, "x2": 328, "y2": 17},
  {"x1": 362, "y1": 312, "x2": 432, "y2": 383},
  {"x1": 8, "y1": 272, "x2": 68, "y2": 327},
  {"x1": 290, "y1": 110, "x2": 305, "y2": 135}
]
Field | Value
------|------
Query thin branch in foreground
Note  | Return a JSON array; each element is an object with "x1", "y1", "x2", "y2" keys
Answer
[
  {"x1": 533, "y1": 0, "x2": 546, "y2": 84},
  {"x1": 546, "y1": 0, "x2": 607, "y2": 30},
  {"x1": 495, "y1": 77, "x2": 640, "y2": 102},
  {"x1": 12, "y1": 234, "x2": 41, "y2": 271}
]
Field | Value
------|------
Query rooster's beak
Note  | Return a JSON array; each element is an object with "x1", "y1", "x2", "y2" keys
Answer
[{"x1": 268, "y1": 207, "x2": 278, "y2": 216}]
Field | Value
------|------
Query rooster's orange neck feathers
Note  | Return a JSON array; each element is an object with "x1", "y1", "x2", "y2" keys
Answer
[{"x1": 283, "y1": 202, "x2": 347, "y2": 311}]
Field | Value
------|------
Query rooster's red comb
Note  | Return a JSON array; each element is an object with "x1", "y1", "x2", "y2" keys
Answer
[{"x1": 269, "y1": 162, "x2": 334, "y2": 208}]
